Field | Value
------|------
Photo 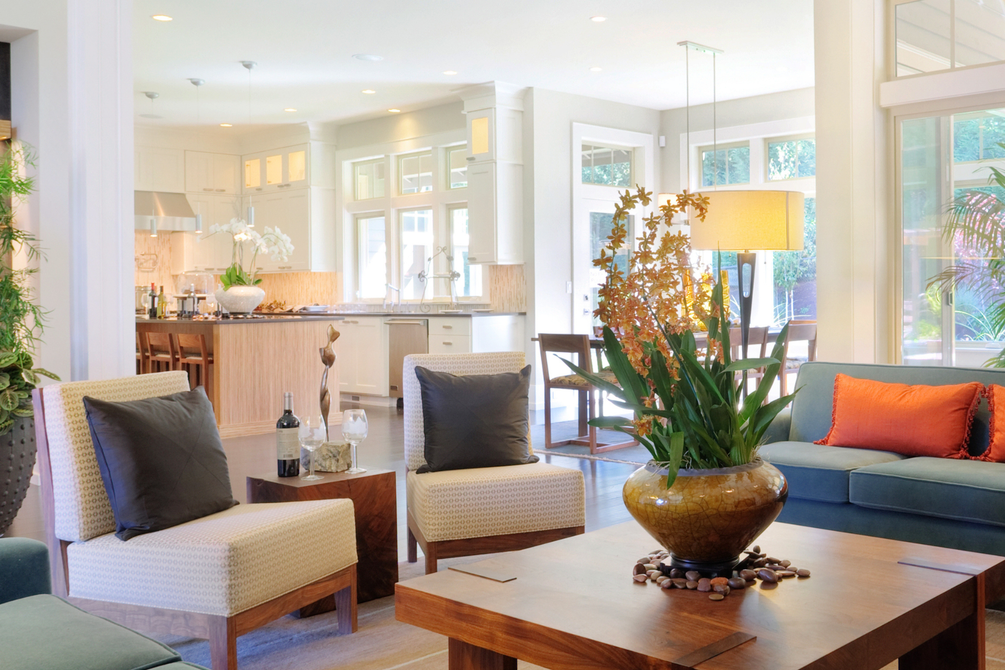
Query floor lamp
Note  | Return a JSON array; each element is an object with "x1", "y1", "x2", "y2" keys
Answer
[{"x1": 690, "y1": 190, "x2": 805, "y2": 357}]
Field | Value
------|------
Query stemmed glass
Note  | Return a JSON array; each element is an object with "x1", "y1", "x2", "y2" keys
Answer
[
  {"x1": 299, "y1": 415, "x2": 326, "y2": 481},
  {"x1": 342, "y1": 409, "x2": 368, "y2": 474}
]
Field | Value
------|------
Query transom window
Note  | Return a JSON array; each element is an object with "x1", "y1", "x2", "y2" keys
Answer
[
  {"x1": 399, "y1": 151, "x2": 433, "y2": 195},
  {"x1": 768, "y1": 138, "x2": 816, "y2": 180},
  {"x1": 953, "y1": 110, "x2": 1005, "y2": 163},
  {"x1": 353, "y1": 159, "x2": 386, "y2": 201},
  {"x1": 700, "y1": 143, "x2": 750, "y2": 187},
  {"x1": 581, "y1": 143, "x2": 633, "y2": 187}
]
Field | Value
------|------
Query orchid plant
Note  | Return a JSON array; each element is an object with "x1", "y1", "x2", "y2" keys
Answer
[{"x1": 202, "y1": 218, "x2": 294, "y2": 289}]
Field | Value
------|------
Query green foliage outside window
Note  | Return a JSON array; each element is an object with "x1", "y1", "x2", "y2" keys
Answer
[
  {"x1": 773, "y1": 198, "x2": 817, "y2": 322},
  {"x1": 768, "y1": 139, "x2": 816, "y2": 180},
  {"x1": 954, "y1": 113, "x2": 1005, "y2": 164},
  {"x1": 701, "y1": 146, "x2": 749, "y2": 187}
]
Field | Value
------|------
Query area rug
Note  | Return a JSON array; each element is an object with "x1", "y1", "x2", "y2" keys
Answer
[
  {"x1": 529, "y1": 419, "x2": 651, "y2": 465},
  {"x1": 158, "y1": 557, "x2": 1005, "y2": 670}
]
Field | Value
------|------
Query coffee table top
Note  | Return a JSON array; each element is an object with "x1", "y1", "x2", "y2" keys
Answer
[{"x1": 395, "y1": 521, "x2": 1005, "y2": 670}]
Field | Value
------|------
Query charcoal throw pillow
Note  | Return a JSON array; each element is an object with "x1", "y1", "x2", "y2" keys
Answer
[
  {"x1": 414, "y1": 365, "x2": 537, "y2": 473},
  {"x1": 82, "y1": 387, "x2": 237, "y2": 540}
]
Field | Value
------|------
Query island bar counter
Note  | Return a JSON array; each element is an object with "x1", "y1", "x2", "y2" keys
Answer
[{"x1": 136, "y1": 316, "x2": 342, "y2": 437}]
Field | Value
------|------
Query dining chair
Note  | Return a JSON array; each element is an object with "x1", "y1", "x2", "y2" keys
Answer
[
  {"x1": 731, "y1": 326, "x2": 770, "y2": 394},
  {"x1": 538, "y1": 333, "x2": 637, "y2": 454},
  {"x1": 779, "y1": 321, "x2": 818, "y2": 396}
]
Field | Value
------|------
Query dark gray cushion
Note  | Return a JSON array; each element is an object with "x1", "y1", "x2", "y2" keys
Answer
[
  {"x1": 849, "y1": 457, "x2": 1005, "y2": 527},
  {"x1": 414, "y1": 365, "x2": 538, "y2": 473},
  {"x1": 0, "y1": 594, "x2": 181, "y2": 670},
  {"x1": 759, "y1": 441, "x2": 905, "y2": 503},
  {"x1": 83, "y1": 387, "x2": 237, "y2": 541},
  {"x1": 789, "y1": 362, "x2": 1004, "y2": 456}
]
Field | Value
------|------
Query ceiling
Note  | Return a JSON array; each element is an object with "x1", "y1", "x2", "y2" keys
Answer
[{"x1": 133, "y1": 0, "x2": 814, "y2": 131}]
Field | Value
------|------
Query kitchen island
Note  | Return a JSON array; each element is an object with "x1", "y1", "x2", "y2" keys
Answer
[{"x1": 137, "y1": 315, "x2": 345, "y2": 437}]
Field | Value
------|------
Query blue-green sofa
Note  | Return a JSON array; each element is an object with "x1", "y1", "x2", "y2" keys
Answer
[
  {"x1": 761, "y1": 361, "x2": 1005, "y2": 557},
  {"x1": 0, "y1": 537, "x2": 207, "y2": 670}
]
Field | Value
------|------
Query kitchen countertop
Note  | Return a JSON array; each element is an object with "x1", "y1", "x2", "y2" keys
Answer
[{"x1": 136, "y1": 312, "x2": 525, "y2": 325}]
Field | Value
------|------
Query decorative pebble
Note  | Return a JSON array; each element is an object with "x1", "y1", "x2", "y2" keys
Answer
[
  {"x1": 756, "y1": 568, "x2": 778, "y2": 583},
  {"x1": 647, "y1": 570, "x2": 660, "y2": 580},
  {"x1": 796, "y1": 569, "x2": 811, "y2": 578},
  {"x1": 685, "y1": 580, "x2": 698, "y2": 590},
  {"x1": 751, "y1": 545, "x2": 760, "y2": 554},
  {"x1": 739, "y1": 569, "x2": 758, "y2": 581},
  {"x1": 637, "y1": 557, "x2": 650, "y2": 564},
  {"x1": 633, "y1": 573, "x2": 648, "y2": 583},
  {"x1": 697, "y1": 578, "x2": 712, "y2": 592},
  {"x1": 660, "y1": 578, "x2": 675, "y2": 589},
  {"x1": 670, "y1": 568, "x2": 684, "y2": 579},
  {"x1": 713, "y1": 584, "x2": 731, "y2": 596},
  {"x1": 633, "y1": 563, "x2": 647, "y2": 576},
  {"x1": 672, "y1": 578, "x2": 689, "y2": 589},
  {"x1": 685, "y1": 571, "x2": 701, "y2": 582},
  {"x1": 776, "y1": 570, "x2": 796, "y2": 579},
  {"x1": 656, "y1": 575, "x2": 668, "y2": 585},
  {"x1": 727, "y1": 577, "x2": 747, "y2": 590},
  {"x1": 780, "y1": 559, "x2": 791, "y2": 568},
  {"x1": 644, "y1": 564, "x2": 657, "y2": 571},
  {"x1": 765, "y1": 557, "x2": 781, "y2": 564},
  {"x1": 709, "y1": 593, "x2": 725, "y2": 601},
  {"x1": 709, "y1": 577, "x2": 729, "y2": 586}
]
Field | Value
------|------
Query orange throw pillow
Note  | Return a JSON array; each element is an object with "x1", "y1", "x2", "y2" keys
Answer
[
  {"x1": 977, "y1": 384, "x2": 1005, "y2": 462},
  {"x1": 815, "y1": 374, "x2": 983, "y2": 458}
]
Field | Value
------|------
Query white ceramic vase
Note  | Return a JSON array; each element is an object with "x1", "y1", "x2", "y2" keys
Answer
[{"x1": 216, "y1": 285, "x2": 266, "y2": 314}]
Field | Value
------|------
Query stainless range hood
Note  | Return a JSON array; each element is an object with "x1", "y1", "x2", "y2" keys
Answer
[{"x1": 134, "y1": 191, "x2": 197, "y2": 232}]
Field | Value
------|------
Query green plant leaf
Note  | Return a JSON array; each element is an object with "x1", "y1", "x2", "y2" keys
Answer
[
  {"x1": 0, "y1": 418, "x2": 14, "y2": 435},
  {"x1": 20, "y1": 369, "x2": 37, "y2": 385},
  {"x1": 11, "y1": 407, "x2": 32, "y2": 417},
  {"x1": 0, "y1": 352, "x2": 17, "y2": 368},
  {"x1": 31, "y1": 368, "x2": 59, "y2": 381},
  {"x1": 722, "y1": 357, "x2": 779, "y2": 373},
  {"x1": 0, "y1": 388, "x2": 18, "y2": 411}
]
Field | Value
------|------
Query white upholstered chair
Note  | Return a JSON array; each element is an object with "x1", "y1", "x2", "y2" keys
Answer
[
  {"x1": 403, "y1": 352, "x2": 586, "y2": 574},
  {"x1": 31, "y1": 371, "x2": 358, "y2": 670}
]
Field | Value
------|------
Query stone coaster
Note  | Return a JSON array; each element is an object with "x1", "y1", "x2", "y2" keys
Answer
[{"x1": 302, "y1": 441, "x2": 351, "y2": 472}]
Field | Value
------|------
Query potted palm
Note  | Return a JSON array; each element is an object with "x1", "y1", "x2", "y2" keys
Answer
[
  {"x1": 202, "y1": 218, "x2": 294, "y2": 314},
  {"x1": 566, "y1": 186, "x2": 795, "y2": 574},
  {"x1": 0, "y1": 144, "x2": 59, "y2": 535}
]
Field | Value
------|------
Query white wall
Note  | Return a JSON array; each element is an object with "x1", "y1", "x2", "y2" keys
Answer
[{"x1": 3, "y1": 0, "x2": 133, "y2": 382}]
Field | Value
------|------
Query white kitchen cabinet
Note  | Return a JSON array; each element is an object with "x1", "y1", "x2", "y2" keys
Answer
[
  {"x1": 427, "y1": 315, "x2": 524, "y2": 354},
  {"x1": 243, "y1": 144, "x2": 309, "y2": 195},
  {"x1": 185, "y1": 151, "x2": 240, "y2": 195},
  {"x1": 336, "y1": 317, "x2": 388, "y2": 396},
  {"x1": 135, "y1": 146, "x2": 185, "y2": 193},
  {"x1": 243, "y1": 189, "x2": 310, "y2": 273},
  {"x1": 171, "y1": 195, "x2": 240, "y2": 274},
  {"x1": 467, "y1": 161, "x2": 523, "y2": 264}
]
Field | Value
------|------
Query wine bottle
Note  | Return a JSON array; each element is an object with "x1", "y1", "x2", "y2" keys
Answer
[
  {"x1": 156, "y1": 285, "x2": 166, "y2": 318},
  {"x1": 276, "y1": 392, "x2": 300, "y2": 477},
  {"x1": 148, "y1": 282, "x2": 157, "y2": 319}
]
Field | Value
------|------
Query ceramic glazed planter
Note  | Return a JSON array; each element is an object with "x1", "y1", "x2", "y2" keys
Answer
[
  {"x1": 216, "y1": 286, "x2": 266, "y2": 315},
  {"x1": 623, "y1": 458, "x2": 787, "y2": 574},
  {"x1": 0, "y1": 419, "x2": 35, "y2": 536}
]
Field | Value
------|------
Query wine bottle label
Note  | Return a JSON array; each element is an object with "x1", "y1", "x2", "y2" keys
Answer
[{"x1": 276, "y1": 428, "x2": 299, "y2": 460}]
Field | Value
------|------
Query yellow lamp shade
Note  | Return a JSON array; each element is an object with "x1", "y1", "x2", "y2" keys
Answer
[{"x1": 691, "y1": 190, "x2": 805, "y2": 252}]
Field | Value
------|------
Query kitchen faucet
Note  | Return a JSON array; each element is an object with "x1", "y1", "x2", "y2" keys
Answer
[{"x1": 384, "y1": 284, "x2": 401, "y2": 312}]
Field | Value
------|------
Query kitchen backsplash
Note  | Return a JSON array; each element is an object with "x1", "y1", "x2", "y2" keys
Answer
[
  {"x1": 488, "y1": 264, "x2": 526, "y2": 313},
  {"x1": 134, "y1": 232, "x2": 176, "y2": 291},
  {"x1": 257, "y1": 272, "x2": 342, "y2": 307}
]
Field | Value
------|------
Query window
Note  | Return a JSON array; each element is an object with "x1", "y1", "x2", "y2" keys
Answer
[
  {"x1": 589, "y1": 211, "x2": 633, "y2": 326},
  {"x1": 399, "y1": 151, "x2": 433, "y2": 194},
  {"x1": 446, "y1": 146, "x2": 468, "y2": 189},
  {"x1": 895, "y1": 0, "x2": 1005, "y2": 77},
  {"x1": 772, "y1": 197, "x2": 817, "y2": 321},
  {"x1": 768, "y1": 138, "x2": 816, "y2": 180},
  {"x1": 356, "y1": 214, "x2": 387, "y2": 299},
  {"x1": 400, "y1": 208, "x2": 433, "y2": 300},
  {"x1": 449, "y1": 205, "x2": 481, "y2": 297},
  {"x1": 953, "y1": 111, "x2": 1005, "y2": 163},
  {"x1": 700, "y1": 143, "x2": 750, "y2": 187},
  {"x1": 581, "y1": 144, "x2": 633, "y2": 187},
  {"x1": 354, "y1": 159, "x2": 385, "y2": 200}
]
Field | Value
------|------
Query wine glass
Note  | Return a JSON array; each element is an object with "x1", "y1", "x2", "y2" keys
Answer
[
  {"x1": 342, "y1": 409, "x2": 368, "y2": 474},
  {"x1": 299, "y1": 415, "x2": 326, "y2": 481}
]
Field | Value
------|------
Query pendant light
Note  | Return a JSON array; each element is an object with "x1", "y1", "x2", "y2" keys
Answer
[
  {"x1": 189, "y1": 78, "x2": 206, "y2": 233},
  {"x1": 241, "y1": 61, "x2": 257, "y2": 227}
]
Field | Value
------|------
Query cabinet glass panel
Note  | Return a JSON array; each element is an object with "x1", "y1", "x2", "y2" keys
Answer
[
  {"x1": 357, "y1": 214, "x2": 387, "y2": 299},
  {"x1": 353, "y1": 159, "x2": 385, "y2": 200},
  {"x1": 244, "y1": 158, "x2": 261, "y2": 189},
  {"x1": 288, "y1": 150, "x2": 306, "y2": 182},
  {"x1": 400, "y1": 208, "x2": 433, "y2": 299},
  {"x1": 447, "y1": 146, "x2": 468, "y2": 189},
  {"x1": 266, "y1": 155, "x2": 283, "y2": 185},
  {"x1": 399, "y1": 151, "x2": 433, "y2": 194},
  {"x1": 896, "y1": 0, "x2": 951, "y2": 76},
  {"x1": 449, "y1": 206, "x2": 481, "y2": 297}
]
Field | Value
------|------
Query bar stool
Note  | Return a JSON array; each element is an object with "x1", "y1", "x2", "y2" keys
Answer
[
  {"x1": 175, "y1": 333, "x2": 213, "y2": 400},
  {"x1": 143, "y1": 332, "x2": 176, "y2": 373},
  {"x1": 135, "y1": 333, "x2": 146, "y2": 374}
]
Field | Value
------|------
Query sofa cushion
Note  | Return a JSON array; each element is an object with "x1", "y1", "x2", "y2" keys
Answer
[
  {"x1": 66, "y1": 500, "x2": 357, "y2": 617},
  {"x1": 406, "y1": 463, "x2": 584, "y2": 542},
  {"x1": 759, "y1": 441, "x2": 905, "y2": 503},
  {"x1": 849, "y1": 457, "x2": 1005, "y2": 528},
  {"x1": 815, "y1": 374, "x2": 983, "y2": 459},
  {"x1": 0, "y1": 593, "x2": 181, "y2": 670},
  {"x1": 979, "y1": 384, "x2": 1005, "y2": 462}
]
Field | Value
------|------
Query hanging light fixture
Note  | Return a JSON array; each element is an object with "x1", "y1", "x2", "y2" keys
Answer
[
  {"x1": 140, "y1": 91, "x2": 162, "y2": 120},
  {"x1": 241, "y1": 61, "x2": 258, "y2": 227},
  {"x1": 189, "y1": 78, "x2": 206, "y2": 234},
  {"x1": 677, "y1": 40, "x2": 805, "y2": 359}
]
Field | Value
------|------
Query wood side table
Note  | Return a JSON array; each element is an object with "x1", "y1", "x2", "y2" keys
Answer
[{"x1": 247, "y1": 469, "x2": 398, "y2": 606}]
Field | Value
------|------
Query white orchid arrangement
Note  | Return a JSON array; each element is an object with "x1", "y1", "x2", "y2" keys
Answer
[{"x1": 202, "y1": 218, "x2": 295, "y2": 289}]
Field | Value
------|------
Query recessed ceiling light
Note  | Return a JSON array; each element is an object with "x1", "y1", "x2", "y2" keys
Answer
[
  {"x1": 590, "y1": 66, "x2": 603, "y2": 72},
  {"x1": 443, "y1": 70, "x2": 458, "y2": 76},
  {"x1": 591, "y1": 16, "x2": 606, "y2": 22},
  {"x1": 388, "y1": 109, "x2": 401, "y2": 113},
  {"x1": 284, "y1": 108, "x2": 297, "y2": 112},
  {"x1": 152, "y1": 14, "x2": 173, "y2": 21},
  {"x1": 361, "y1": 89, "x2": 376, "y2": 94},
  {"x1": 220, "y1": 123, "x2": 233, "y2": 127},
  {"x1": 353, "y1": 54, "x2": 384, "y2": 61}
]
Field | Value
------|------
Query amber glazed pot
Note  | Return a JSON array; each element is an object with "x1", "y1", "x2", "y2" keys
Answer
[{"x1": 623, "y1": 458, "x2": 788, "y2": 574}]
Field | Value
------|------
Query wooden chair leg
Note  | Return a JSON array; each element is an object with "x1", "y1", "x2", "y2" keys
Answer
[
  {"x1": 407, "y1": 526, "x2": 417, "y2": 563},
  {"x1": 544, "y1": 387, "x2": 553, "y2": 448},
  {"x1": 334, "y1": 565, "x2": 358, "y2": 634},
  {"x1": 424, "y1": 542, "x2": 438, "y2": 575},
  {"x1": 208, "y1": 615, "x2": 237, "y2": 670},
  {"x1": 578, "y1": 389, "x2": 588, "y2": 437}
]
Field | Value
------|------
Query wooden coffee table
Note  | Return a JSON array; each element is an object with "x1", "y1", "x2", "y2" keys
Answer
[{"x1": 395, "y1": 521, "x2": 1005, "y2": 669}]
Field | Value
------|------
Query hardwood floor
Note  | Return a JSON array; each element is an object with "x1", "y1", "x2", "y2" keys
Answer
[{"x1": 6, "y1": 403, "x2": 639, "y2": 561}]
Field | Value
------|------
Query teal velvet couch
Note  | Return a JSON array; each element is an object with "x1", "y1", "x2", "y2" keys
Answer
[
  {"x1": 761, "y1": 361, "x2": 1005, "y2": 556},
  {"x1": 0, "y1": 537, "x2": 207, "y2": 670}
]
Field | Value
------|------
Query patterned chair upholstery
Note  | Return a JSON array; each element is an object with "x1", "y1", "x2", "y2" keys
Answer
[
  {"x1": 33, "y1": 372, "x2": 358, "y2": 670},
  {"x1": 403, "y1": 352, "x2": 586, "y2": 574}
]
